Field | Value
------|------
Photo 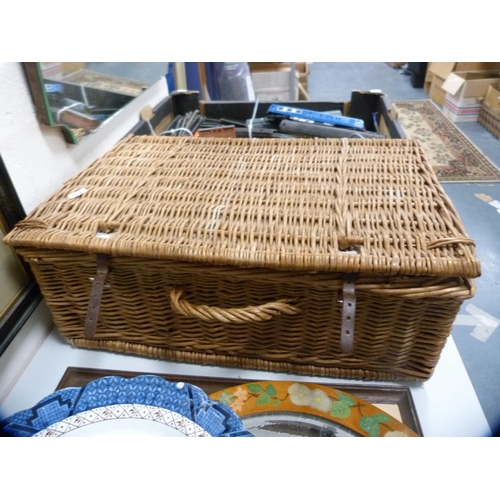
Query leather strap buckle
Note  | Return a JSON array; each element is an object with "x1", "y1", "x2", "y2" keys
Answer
[
  {"x1": 84, "y1": 253, "x2": 110, "y2": 339},
  {"x1": 340, "y1": 274, "x2": 356, "y2": 354}
]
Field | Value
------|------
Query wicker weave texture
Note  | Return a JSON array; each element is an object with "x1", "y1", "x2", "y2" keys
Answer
[
  {"x1": 5, "y1": 136, "x2": 480, "y2": 278},
  {"x1": 18, "y1": 248, "x2": 474, "y2": 381}
]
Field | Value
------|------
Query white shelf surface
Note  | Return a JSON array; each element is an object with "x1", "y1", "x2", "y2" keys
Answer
[{"x1": 0, "y1": 328, "x2": 491, "y2": 437}]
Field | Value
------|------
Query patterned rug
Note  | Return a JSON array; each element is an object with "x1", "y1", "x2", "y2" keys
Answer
[{"x1": 395, "y1": 100, "x2": 500, "y2": 183}]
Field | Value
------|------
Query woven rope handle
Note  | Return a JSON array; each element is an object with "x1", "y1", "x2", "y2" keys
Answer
[{"x1": 170, "y1": 289, "x2": 300, "y2": 324}]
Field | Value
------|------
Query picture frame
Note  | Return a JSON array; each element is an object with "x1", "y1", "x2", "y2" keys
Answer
[{"x1": 56, "y1": 366, "x2": 423, "y2": 435}]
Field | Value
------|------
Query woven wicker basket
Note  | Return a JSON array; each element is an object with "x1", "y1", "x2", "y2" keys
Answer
[{"x1": 5, "y1": 136, "x2": 480, "y2": 381}]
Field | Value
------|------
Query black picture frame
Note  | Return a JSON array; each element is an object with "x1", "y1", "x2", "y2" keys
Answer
[{"x1": 0, "y1": 155, "x2": 42, "y2": 356}]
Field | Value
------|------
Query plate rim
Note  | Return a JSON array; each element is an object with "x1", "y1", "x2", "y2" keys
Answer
[
  {"x1": 33, "y1": 402, "x2": 210, "y2": 437},
  {"x1": 1, "y1": 375, "x2": 253, "y2": 437}
]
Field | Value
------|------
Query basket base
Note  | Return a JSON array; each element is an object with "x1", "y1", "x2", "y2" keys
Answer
[{"x1": 68, "y1": 337, "x2": 434, "y2": 382}]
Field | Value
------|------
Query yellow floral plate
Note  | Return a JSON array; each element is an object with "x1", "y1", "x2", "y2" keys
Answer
[{"x1": 210, "y1": 381, "x2": 419, "y2": 437}]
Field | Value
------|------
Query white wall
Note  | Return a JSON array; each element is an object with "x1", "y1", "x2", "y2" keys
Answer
[{"x1": 0, "y1": 62, "x2": 169, "y2": 402}]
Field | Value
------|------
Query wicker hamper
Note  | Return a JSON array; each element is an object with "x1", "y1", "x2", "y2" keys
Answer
[{"x1": 4, "y1": 136, "x2": 480, "y2": 381}]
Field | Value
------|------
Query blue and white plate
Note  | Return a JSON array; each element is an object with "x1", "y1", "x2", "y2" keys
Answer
[{"x1": 1, "y1": 375, "x2": 253, "y2": 437}]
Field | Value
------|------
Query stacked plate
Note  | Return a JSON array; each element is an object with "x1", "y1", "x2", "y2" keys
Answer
[{"x1": 0, "y1": 376, "x2": 252, "y2": 438}]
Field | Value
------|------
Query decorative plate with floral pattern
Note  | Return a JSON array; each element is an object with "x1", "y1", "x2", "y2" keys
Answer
[
  {"x1": 210, "y1": 381, "x2": 418, "y2": 437},
  {"x1": 1, "y1": 375, "x2": 253, "y2": 437}
]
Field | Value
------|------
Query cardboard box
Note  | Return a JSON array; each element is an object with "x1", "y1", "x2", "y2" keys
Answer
[
  {"x1": 249, "y1": 62, "x2": 307, "y2": 74},
  {"x1": 426, "y1": 63, "x2": 500, "y2": 104},
  {"x1": 442, "y1": 97, "x2": 482, "y2": 123},
  {"x1": 455, "y1": 62, "x2": 500, "y2": 72},
  {"x1": 61, "y1": 62, "x2": 86, "y2": 74},
  {"x1": 424, "y1": 67, "x2": 433, "y2": 91},
  {"x1": 251, "y1": 69, "x2": 298, "y2": 101},
  {"x1": 428, "y1": 62, "x2": 456, "y2": 80},
  {"x1": 429, "y1": 74, "x2": 447, "y2": 106},
  {"x1": 428, "y1": 62, "x2": 500, "y2": 79},
  {"x1": 427, "y1": 64, "x2": 465, "y2": 102},
  {"x1": 40, "y1": 62, "x2": 62, "y2": 79},
  {"x1": 443, "y1": 71, "x2": 500, "y2": 99},
  {"x1": 441, "y1": 70, "x2": 500, "y2": 122},
  {"x1": 249, "y1": 63, "x2": 308, "y2": 100},
  {"x1": 478, "y1": 84, "x2": 500, "y2": 139}
]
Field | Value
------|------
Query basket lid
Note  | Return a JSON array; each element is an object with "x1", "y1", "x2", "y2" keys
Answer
[{"x1": 5, "y1": 136, "x2": 480, "y2": 278}]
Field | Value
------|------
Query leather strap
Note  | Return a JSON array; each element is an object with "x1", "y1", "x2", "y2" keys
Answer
[
  {"x1": 340, "y1": 275, "x2": 356, "y2": 354},
  {"x1": 84, "y1": 254, "x2": 110, "y2": 339}
]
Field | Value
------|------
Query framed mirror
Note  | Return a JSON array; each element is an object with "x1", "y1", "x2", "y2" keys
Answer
[
  {"x1": 0, "y1": 156, "x2": 42, "y2": 355},
  {"x1": 23, "y1": 62, "x2": 169, "y2": 144}
]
